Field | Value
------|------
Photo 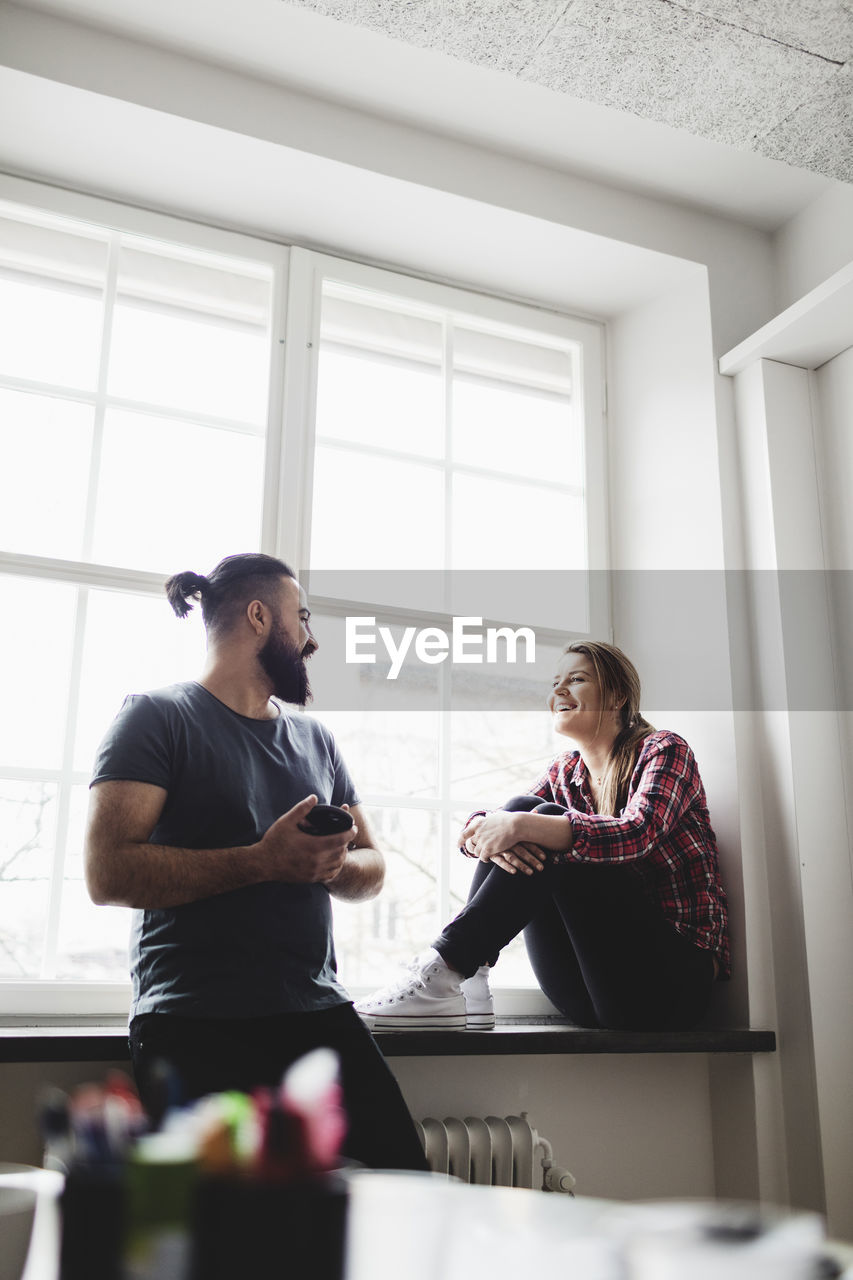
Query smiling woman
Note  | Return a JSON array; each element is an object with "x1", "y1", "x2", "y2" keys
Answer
[{"x1": 355, "y1": 641, "x2": 730, "y2": 1033}]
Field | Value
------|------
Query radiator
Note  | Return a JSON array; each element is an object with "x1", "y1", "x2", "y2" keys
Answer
[{"x1": 415, "y1": 1111, "x2": 576, "y2": 1193}]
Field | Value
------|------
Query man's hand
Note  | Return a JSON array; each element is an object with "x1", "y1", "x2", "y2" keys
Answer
[{"x1": 258, "y1": 795, "x2": 356, "y2": 884}]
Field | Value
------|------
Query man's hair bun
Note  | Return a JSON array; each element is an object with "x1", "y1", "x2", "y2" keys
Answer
[{"x1": 164, "y1": 570, "x2": 210, "y2": 618}]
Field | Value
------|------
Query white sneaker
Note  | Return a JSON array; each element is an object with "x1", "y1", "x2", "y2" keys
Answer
[
  {"x1": 355, "y1": 949, "x2": 466, "y2": 1030},
  {"x1": 461, "y1": 966, "x2": 495, "y2": 1030}
]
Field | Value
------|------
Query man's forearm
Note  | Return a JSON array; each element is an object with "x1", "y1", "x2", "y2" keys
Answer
[
  {"x1": 86, "y1": 786, "x2": 359, "y2": 909},
  {"x1": 87, "y1": 840, "x2": 270, "y2": 909},
  {"x1": 327, "y1": 845, "x2": 385, "y2": 903}
]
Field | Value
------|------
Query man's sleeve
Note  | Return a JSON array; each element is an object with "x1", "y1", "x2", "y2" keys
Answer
[
  {"x1": 90, "y1": 694, "x2": 173, "y2": 791},
  {"x1": 324, "y1": 728, "x2": 360, "y2": 809}
]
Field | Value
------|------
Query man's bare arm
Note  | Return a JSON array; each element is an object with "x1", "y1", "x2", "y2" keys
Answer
[
  {"x1": 85, "y1": 780, "x2": 353, "y2": 909},
  {"x1": 325, "y1": 803, "x2": 385, "y2": 903}
]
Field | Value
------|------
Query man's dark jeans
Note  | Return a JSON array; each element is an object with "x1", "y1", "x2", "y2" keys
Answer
[{"x1": 129, "y1": 1000, "x2": 427, "y2": 1170}]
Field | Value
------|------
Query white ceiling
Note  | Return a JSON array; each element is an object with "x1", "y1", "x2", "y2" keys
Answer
[
  {"x1": 286, "y1": 0, "x2": 853, "y2": 183},
  {"x1": 1, "y1": 0, "x2": 842, "y2": 232}
]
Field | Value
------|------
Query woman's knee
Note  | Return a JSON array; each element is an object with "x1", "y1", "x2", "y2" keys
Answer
[
  {"x1": 502, "y1": 794, "x2": 542, "y2": 813},
  {"x1": 502, "y1": 795, "x2": 567, "y2": 816}
]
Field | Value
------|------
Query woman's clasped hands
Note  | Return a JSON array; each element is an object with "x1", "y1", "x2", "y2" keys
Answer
[{"x1": 458, "y1": 810, "x2": 548, "y2": 876}]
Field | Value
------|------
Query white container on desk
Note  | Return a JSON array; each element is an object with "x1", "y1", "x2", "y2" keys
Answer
[{"x1": 0, "y1": 1165, "x2": 62, "y2": 1280}]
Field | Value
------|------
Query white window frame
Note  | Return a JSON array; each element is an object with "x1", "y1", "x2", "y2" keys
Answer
[{"x1": 0, "y1": 178, "x2": 609, "y2": 1019}]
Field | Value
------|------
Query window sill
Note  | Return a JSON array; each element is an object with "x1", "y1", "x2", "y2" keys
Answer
[{"x1": 0, "y1": 1017, "x2": 775, "y2": 1063}]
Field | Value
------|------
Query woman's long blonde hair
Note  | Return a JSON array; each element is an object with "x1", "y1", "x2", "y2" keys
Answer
[{"x1": 564, "y1": 641, "x2": 655, "y2": 815}]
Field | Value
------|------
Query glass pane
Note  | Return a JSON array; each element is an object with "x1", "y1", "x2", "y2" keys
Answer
[
  {"x1": 306, "y1": 612, "x2": 444, "y2": 721},
  {"x1": 91, "y1": 407, "x2": 264, "y2": 573},
  {"x1": 0, "y1": 577, "x2": 76, "y2": 770},
  {"x1": 322, "y1": 289, "x2": 442, "y2": 365},
  {"x1": 74, "y1": 587, "x2": 207, "y2": 773},
  {"x1": 108, "y1": 245, "x2": 271, "y2": 423},
  {"x1": 332, "y1": 806, "x2": 440, "y2": 988},
  {"x1": 452, "y1": 379, "x2": 579, "y2": 482},
  {"x1": 449, "y1": 709, "x2": 557, "y2": 808},
  {"x1": 0, "y1": 215, "x2": 106, "y2": 389},
  {"x1": 311, "y1": 710, "x2": 440, "y2": 800},
  {"x1": 310, "y1": 447, "x2": 444, "y2": 571},
  {"x1": 316, "y1": 348, "x2": 444, "y2": 459},
  {"x1": 452, "y1": 473, "x2": 585, "y2": 571},
  {"x1": 0, "y1": 388, "x2": 93, "y2": 559},
  {"x1": 453, "y1": 325, "x2": 572, "y2": 393},
  {"x1": 0, "y1": 781, "x2": 56, "y2": 978},
  {"x1": 55, "y1": 784, "x2": 130, "y2": 981}
]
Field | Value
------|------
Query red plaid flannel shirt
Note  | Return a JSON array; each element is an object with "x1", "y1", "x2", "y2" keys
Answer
[{"x1": 528, "y1": 730, "x2": 730, "y2": 977}]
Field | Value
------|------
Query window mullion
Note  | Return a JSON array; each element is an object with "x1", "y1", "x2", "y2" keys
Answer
[
  {"x1": 260, "y1": 248, "x2": 290, "y2": 554},
  {"x1": 0, "y1": 550, "x2": 172, "y2": 594},
  {"x1": 314, "y1": 437, "x2": 444, "y2": 470},
  {"x1": 437, "y1": 661, "x2": 453, "y2": 929},
  {"x1": 277, "y1": 246, "x2": 320, "y2": 568},
  {"x1": 436, "y1": 318, "x2": 454, "y2": 925},
  {"x1": 443, "y1": 318, "x2": 454, "y2": 595},
  {"x1": 40, "y1": 587, "x2": 90, "y2": 979},
  {"x1": 80, "y1": 232, "x2": 120, "y2": 562},
  {"x1": 0, "y1": 374, "x2": 98, "y2": 405},
  {"x1": 103, "y1": 395, "x2": 265, "y2": 437}
]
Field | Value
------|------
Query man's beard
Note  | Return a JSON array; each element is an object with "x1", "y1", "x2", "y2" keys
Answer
[{"x1": 258, "y1": 623, "x2": 312, "y2": 705}]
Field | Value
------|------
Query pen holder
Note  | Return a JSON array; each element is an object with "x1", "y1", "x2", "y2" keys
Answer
[
  {"x1": 59, "y1": 1163, "x2": 126, "y2": 1280},
  {"x1": 188, "y1": 1171, "x2": 349, "y2": 1280}
]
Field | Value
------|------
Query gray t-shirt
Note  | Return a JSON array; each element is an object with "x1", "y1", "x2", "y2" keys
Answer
[{"x1": 90, "y1": 681, "x2": 359, "y2": 1020}]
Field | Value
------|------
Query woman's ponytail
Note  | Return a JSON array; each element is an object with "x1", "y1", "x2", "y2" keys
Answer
[{"x1": 599, "y1": 715, "x2": 656, "y2": 816}]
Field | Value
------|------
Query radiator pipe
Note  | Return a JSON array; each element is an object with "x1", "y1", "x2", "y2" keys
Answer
[{"x1": 535, "y1": 1135, "x2": 576, "y2": 1195}]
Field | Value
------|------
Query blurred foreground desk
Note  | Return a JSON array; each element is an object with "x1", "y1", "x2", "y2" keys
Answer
[{"x1": 3, "y1": 1165, "x2": 851, "y2": 1280}]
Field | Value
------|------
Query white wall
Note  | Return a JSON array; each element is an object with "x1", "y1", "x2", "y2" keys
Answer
[
  {"x1": 774, "y1": 185, "x2": 853, "y2": 313},
  {"x1": 0, "y1": 1054, "x2": 717, "y2": 1203},
  {"x1": 607, "y1": 277, "x2": 747, "y2": 1024},
  {"x1": 724, "y1": 349, "x2": 853, "y2": 1236},
  {"x1": 811, "y1": 347, "x2": 853, "y2": 1234},
  {"x1": 725, "y1": 363, "x2": 828, "y2": 1217},
  {"x1": 814, "y1": 346, "x2": 853, "y2": 856},
  {"x1": 0, "y1": 2, "x2": 776, "y2": 340},
  {"x1": 392, "y1": 1053, "x2": 716, "y2": 1201},
  {"x1": 608, "y1": 277, "x2": 723, "y2": 572},
  {"x1": 814, "y1": 345, "x2": 853, "y2": 573}
]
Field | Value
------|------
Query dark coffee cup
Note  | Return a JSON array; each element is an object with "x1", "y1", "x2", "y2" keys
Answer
[{"x1": 298, "y1": 805, "x2": 354, "y2": 837}]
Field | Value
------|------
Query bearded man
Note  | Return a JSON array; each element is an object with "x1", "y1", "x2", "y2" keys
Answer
[{"x1": 84, "y1": 552, "x2": 426, "y2": 1169}]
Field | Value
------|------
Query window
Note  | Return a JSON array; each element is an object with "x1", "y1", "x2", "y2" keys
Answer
[
  {"x1": 0, "y1": 191, "x2": 284, "y2": 1013},
  {"x1": 280, "y1": 252, "x2": 606, "y2": 1007},
  {"x1": 0, "y1": 189, "x2": 605, "y2": 1016}
]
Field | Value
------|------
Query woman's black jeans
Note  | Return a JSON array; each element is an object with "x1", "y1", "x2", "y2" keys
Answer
[{"x1": 433, "y1": 796, "x2": 716, "y2": 1031}]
